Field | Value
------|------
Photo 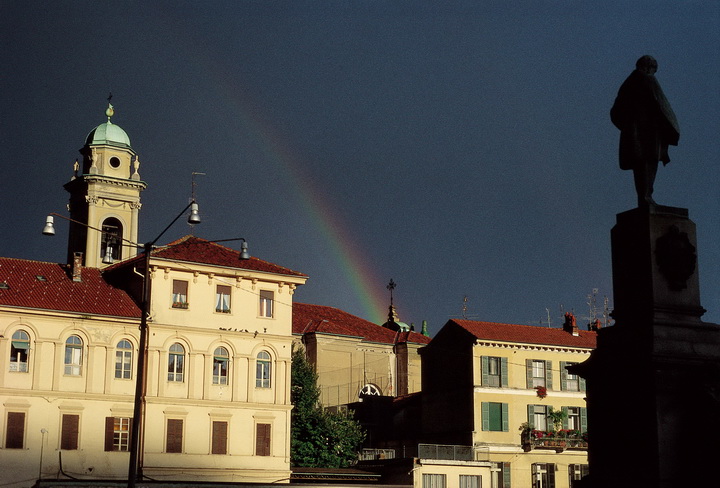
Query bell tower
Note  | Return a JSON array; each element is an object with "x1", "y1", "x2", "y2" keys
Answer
[{"x1": 64, "y1": 103, "x2": 146, "y2": 267}]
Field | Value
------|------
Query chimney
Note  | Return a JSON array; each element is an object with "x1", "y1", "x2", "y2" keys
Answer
[
  {"x1": 589, "y1": 318, "x2": 602, "y2": 332},
  {"x1": 72, "y1": 252, "x2": 83, "y2": 282},
  {"x1": 563, "y1": 312, "x2": 579, "y2": 336}
]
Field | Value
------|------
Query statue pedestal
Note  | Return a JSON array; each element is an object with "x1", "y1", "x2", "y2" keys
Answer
[{"x1": 573, "y1": 206, "x2": 720, "y2": 488}]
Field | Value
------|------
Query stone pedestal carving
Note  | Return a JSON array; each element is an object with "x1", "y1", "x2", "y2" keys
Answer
[{"x1": 572, "y1": 206, "x2": 720, "y2": 488}]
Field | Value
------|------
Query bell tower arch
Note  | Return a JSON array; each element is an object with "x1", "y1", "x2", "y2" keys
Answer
[{"x1": 64, "y1": 103, "x2": 146, "y2": 267}]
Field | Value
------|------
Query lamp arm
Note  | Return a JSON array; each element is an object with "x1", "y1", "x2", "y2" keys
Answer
[{"x1": 146, "y1": 200, "x2": 195, "y2": 247}]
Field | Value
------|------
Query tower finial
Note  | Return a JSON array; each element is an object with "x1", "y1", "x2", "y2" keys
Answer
[
  {"x1": 106, "y1": 93, "x2": 114, "y2": 122},
  {"x1": 386, "y1": 279, "x2": 399, "y2": 323}
]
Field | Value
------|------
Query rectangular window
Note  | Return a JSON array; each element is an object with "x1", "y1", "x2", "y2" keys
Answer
[
  {"x1": 5, "y1": 412, "x2": 25, "y2": 449},
  {"x1": 104, "y1": 417, "x2": 132, "y2": 452},
  {"x1": 460, "y1": 475, "x2": 481, "y2": 488},
  {"x1": 561, "y1": 362, "x2": 579, "y2": 391},
  {"x1": 481, "y1": 402, "x2": 509, "y2": 432},
  {"x1": 256, "y1": 423, "x2": 271, "y2": 456},
  {"x1": 215, "y1": 285, "x2": 231, "y2": 313},
  {"x1": 422, "y1": 474, "x2": 446, "y2": 488},
  {"x1": 532, "y1": 463, "x2": 555, "y2": 488},
  {"x1": 166, "y1": 419, "x2": 183, "y2": 453},
  {"x1": 527, "y1": 359, "x2": 552, "y2": 389},
  {"x1": 212, "y1": 421, "x2": 228, "y2": 455},
  {"x1": 482, "y1": 356, "x2": 505, "y2": 387},
  {"x1": 563, "y1": 406, "x2": 587, "y2": 433},
  {"x1": 532, "y1": 360, "x2": 546, "y2": 388},
  {"x1": 61, "y1": 414, "x2": 79, "y2": 450},
  {"x1": 172, "y1": 280, "x2": 189, "y2": 308},
  {"x1": 568, "y1": 464, "x2": 589, "y2": 486},
  {"x1": 259, "y1": 290, "x2": 274, "y2": 318},
  {"x1": 529, "y1": 405, "x2": 548, "y2": 431},
  {"x1": 490, "y1": 462, "x2": 511, "y2": 488}
]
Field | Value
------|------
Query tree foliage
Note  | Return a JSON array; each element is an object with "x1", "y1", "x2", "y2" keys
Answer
[{"x1": 291, "y1": 346, "x2": 366, "y2": 468}]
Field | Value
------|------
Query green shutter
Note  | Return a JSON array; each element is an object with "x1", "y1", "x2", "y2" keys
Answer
[
  {"x1": 526, "y1": 359, "x2": 533, "y2": 388},
  {"x1": 560, "y1": 361, "x2": 568, "y2": 390},
  {"x1": 548, "y1": 464, "x2": 556, "y2": 488},
  {"x1": 545, "y1": 360, "x2": 553, "y2": 390},
  {"x1": 580, "y1": 407, "x2": 588, "y2": 432},
  {"x1": 579, "y1": 375, "x2": 587, "y2": 392},
  {"x1": 561, "y1": 407, "x2": 569, "y2": 429},
  {"x1": 502, "y1": 463, "x2": 511, "y2": 488},
  {"x1": 501, "y1": 403, "x2": 509, "y2": 432},
  {"x1": 500, "y1": 357, "x2": 508, "y2": 387},
  {"x1": 481, "y1": 356, "x2": 489, "y2": 386},
  {"x1": 481, "y1": 402, "x2": 489, "y2": 431},
  {"x1": 527, "y1": 404, "x2": 535, "y2": 429}
]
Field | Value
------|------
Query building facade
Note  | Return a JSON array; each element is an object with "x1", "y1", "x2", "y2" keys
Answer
[
  {"x1": 292, "y1": 303, "x2": 430, "y2": 408},
  {"x1": 0, "y1": 106, "x2": 307, "y2": 487},
  {"x1": 421, "y1": 317, "x2": 596, "y2": 488}
]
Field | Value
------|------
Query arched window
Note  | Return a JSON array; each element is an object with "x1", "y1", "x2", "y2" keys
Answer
[
  {"x1": 359, "y1": 383, "x2": 381, "y2": 397},
  {"x1": 9, "y1": 330, "x2": 30, "y2": 372},
  {"x1": 115, "y1": 339, "x2": 133, "y2": 379},
  {"x1": 256, "y1": 351, "x2": 271, "y2": 388},
  {"x1": 101, "y1": 217, "x2": 123, "y2": 262},
  {"x1": 213, "y1": 347, "x2": 229, "y2": 385},
  {"x1": 64, "y1": 335, "x2": 83, "y2": 376},
  {"x1": 168, "y1": 343, "x2": 185, "y2": 382}
]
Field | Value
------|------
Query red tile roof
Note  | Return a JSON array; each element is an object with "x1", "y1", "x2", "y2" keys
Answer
[
  {"x1": 149, "y1": 235, "x2": 307, "y2": 277},
  {"x1": 450, "y1": 319, "x2": 596, "y2": 348},
  {"x1": 0, "y1": 258, "x2": 141, "y2": 318},
  {"x1": 293, "y1": 302, "x2": 431, "y2": 345}
]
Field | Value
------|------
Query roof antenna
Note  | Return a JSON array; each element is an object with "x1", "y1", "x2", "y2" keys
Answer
[{"x1": 189, "y1": 172, "x2": 206, "y2": 233}]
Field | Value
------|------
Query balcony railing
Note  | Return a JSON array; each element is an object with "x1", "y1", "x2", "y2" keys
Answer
[
  {"x1": 521, "y1": 430, "x2": 588, "y2": 453},
  {"x1": 359, "y1": 448, "x2": 396, "y2": 460},
  {"x1": 418, "y1": 443, "x2": 474, "y2": 461}
]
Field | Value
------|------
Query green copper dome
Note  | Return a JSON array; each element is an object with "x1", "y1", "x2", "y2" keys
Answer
[{"x1": 84, "y1": 104, "x2": 132, "y2": 148}]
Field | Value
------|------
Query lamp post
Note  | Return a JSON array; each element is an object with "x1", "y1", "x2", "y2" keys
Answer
[{"x1": 44, "y1": 200, "x2": 201, "y2": 488}]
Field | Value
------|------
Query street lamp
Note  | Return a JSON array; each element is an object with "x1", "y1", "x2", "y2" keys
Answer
[{"x1": 44, "y1": 200, "x2": 201, "y2": 488}]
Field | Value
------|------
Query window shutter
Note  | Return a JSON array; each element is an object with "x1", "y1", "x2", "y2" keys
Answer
[
  {"x1": 166, "y1": 419, "x2": 183, "y2": 453},
  {"x1": 212, "y1": 421, "x2": 228, "y2": 455},
  {"x1": 502, "y1": 463, "x2": 511, "y2": 488},
  {"x1": 256, "y1": 423, "x2": 271, "y2": 456},
  {"x1": 579, "y1": 375, "x2": 587, "y2": 392},
  {"x1": 527, "y1": 404, "x2": 535, "y2": 429},
  {"x1": 526, "y1": 359, "x2": 533, "y2": 388},
  {"x1": 500, "y1": 357, "x2": 509, "y2": 387},
  {"x1": 481, "y1": 356, "x2": 489, "y2": 386},
  {"x1": 545, "y1": 360, "x2": 553, "y2": 390},
  {"x1": 560, "y1": 361, "x2": 568, "y2": 390},
  {"x1": 61, "y1": 414, "x2": 79, "y2": 450},
  {"x1": 501, "y1": 403, "x2": 509, "y2": 432},
  {"x1": 561, "y1": 407, "x2": 569, "y2": 430},
  {"x1": 481, "y1": 402, "x2": 489, "y2": 431},
  {"x1": 5, "y1": 412, "x2": 25, "y2": 449},
  {"x1": 580, "y1": 407, "x2": 588, "y2": 433},
  {"x1": 548, "y1": 464, "x2": 556, "y2": 488},
  {"x1": 104, "y1": 417, "x2": 115, "y2": 451}
]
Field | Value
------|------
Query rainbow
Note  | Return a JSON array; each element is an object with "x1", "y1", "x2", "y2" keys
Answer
[
  {"x1": 135, "y1": 12, "x2": 389, "y2": 325},
  {"x1": 240, "y1": 102, "x2": 389, "y2": 325}
]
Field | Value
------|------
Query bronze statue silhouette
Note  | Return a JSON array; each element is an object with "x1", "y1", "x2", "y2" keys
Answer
[{"x1": 611, "y1": 55, "x2": 680, "y2": 207}]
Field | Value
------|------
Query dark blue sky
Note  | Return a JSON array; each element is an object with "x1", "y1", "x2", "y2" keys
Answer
[{"x1": 2, "y1": 1, "x2": 719, "y2": 334}]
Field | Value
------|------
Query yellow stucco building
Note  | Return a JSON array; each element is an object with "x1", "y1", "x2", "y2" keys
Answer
[
  {"x1": 421, "y1": 317, "x2": 596, "y2": 488},
  {"x1": 292, "y1": 302, "x2": 430, "y2": 408},
  {"x1": 0, "y1": 106, "x2": 307, "y2": 487}
]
